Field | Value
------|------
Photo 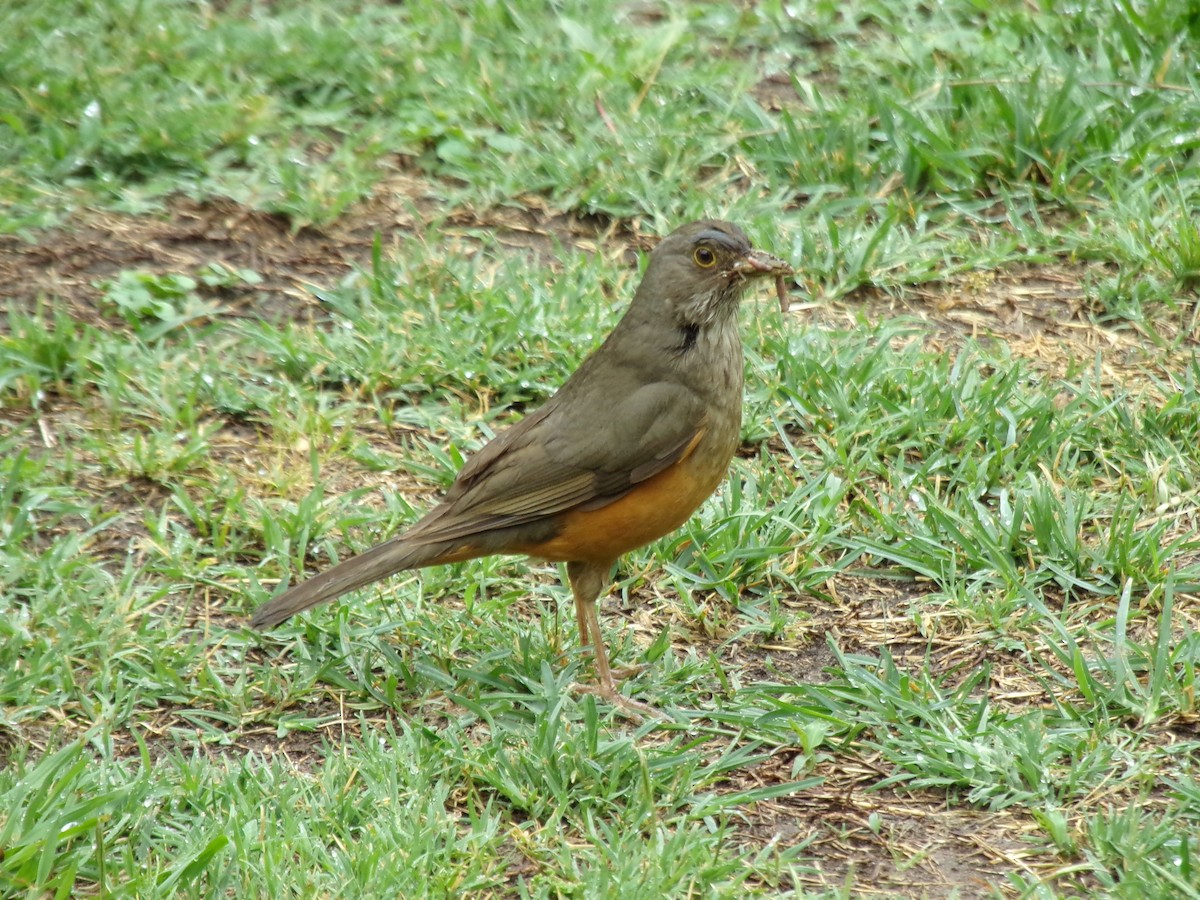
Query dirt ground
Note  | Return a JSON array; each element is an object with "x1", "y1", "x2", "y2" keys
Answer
[{"x1": 4, "y1": 184, "x2": 1197, "y2": 897}]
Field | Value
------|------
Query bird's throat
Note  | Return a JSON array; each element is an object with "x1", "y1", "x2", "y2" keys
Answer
[{"x1": 674, "y1": 323, "x2": 700, "y2": 354}]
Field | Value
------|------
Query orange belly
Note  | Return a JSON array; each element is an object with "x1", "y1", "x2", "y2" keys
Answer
[{"x1": 517, "y1": 435, "x2": 732, "y2": 564}]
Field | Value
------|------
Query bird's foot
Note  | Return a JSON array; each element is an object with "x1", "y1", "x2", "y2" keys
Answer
[
  {"x1": 610, "y1": 663, "x2": 648, "y2": 681},
  {"x1": 570, "y1": 680, "x2": 666, "y2": 724}
]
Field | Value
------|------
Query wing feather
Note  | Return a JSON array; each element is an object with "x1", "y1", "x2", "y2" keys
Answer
[{"x1": 402, "y1": 380, "x2": 707, "y2": 544}]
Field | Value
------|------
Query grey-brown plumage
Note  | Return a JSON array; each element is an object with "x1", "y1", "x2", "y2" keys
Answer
[{"x1": 250, "y1": 220, "x2": 792, "y2": 716}]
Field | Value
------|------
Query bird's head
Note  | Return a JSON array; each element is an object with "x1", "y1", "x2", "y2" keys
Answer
[{"x1": 637, "y1": 220, "x2": 793, "y2": 327}]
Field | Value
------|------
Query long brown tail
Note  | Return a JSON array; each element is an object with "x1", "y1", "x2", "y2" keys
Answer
[{"x1": 249, "y1": 538, "x2": 459, "y2": 629}]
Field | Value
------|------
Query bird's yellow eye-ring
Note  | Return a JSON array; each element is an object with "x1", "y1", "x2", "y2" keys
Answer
[{"x1": 693, "y1": 246, "x2": 717, "y2": 268}]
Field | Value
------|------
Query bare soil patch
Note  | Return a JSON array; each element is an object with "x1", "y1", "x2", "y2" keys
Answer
[
  {"x1": 0, "y1": 176, "x2": 623, "y2": 328},
  {"x1": 733, "y1": 753, "x2": 1051, "y2": 898},
  {"x1": 818, "y1": 266, "x2": 1199, "y2": 387}
]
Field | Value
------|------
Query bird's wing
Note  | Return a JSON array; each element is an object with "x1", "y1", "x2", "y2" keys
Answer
[{"x1": 403, "y1": 380, "x2": 709, "y2": 543}]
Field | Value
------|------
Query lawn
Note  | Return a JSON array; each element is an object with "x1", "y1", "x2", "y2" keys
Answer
[{"x1": 2, "y1": 0, "x2": 1200, "y2": 896}]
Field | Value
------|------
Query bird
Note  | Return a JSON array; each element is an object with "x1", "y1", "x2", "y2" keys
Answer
[{"x1": 251, "y1": 219, "x2": 793, "y2": 716}]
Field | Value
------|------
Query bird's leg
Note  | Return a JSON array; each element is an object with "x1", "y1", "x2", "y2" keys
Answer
[
  {"x1": 566, "y1": 560, "x2": 662, "y2": 721},
  {"x1": 567, "y1": 560, "x2": 615, "y2": 689}
]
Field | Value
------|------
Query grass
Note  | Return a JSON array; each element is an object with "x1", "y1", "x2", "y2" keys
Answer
[{"x1": 2, "y1": 0, "x2": 1200, "y2": 896}]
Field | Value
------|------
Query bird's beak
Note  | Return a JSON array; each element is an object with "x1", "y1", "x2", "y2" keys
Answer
[
  {"x1": 730, "y1": 249, "x2": 795, "y2": 312},
  {"x1": 731, "y1": 249, "x2": 793, "y2": 279}
]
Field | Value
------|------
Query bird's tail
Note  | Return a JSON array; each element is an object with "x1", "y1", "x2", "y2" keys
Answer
[{"x1": 249, "y1": 537, "x2": 465, "y2": 629}]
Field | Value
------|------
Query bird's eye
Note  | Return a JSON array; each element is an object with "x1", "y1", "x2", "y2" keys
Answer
[{"x1": 693, "y1": 247, "x2": 717, "y2": 268}]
